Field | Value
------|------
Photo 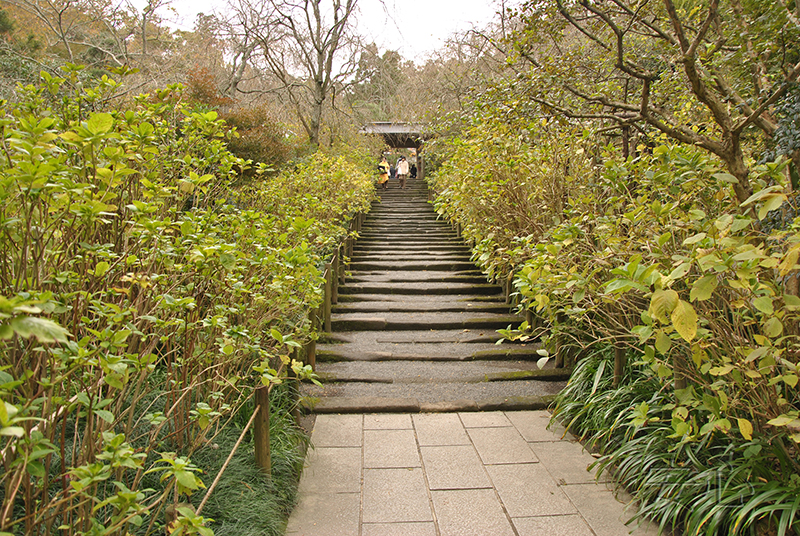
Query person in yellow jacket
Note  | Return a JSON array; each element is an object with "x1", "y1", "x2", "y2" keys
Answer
[{"x1": 378, "y1": 156, "x2": 390, "y2": 189}]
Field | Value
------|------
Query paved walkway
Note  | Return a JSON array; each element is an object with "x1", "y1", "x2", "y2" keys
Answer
[{"x1": 286, "y1": 410, "x2": 659, "y2": 536}]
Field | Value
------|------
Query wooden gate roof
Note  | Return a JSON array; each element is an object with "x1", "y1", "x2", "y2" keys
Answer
[{"x1": 359, "y1": 122, "x2": 427, "y2": 148}]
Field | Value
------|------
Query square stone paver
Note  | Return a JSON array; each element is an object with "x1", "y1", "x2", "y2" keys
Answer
[
  {"x1": 365, "y1": 414, "x2": 413, "y2": 430},
  {"x1": 506, "y1": 410, "x2": 569, "y2": 442},
  {"x1": 530, "y1": 440, "x2": 605, "y2": 484},
  {"x1": 362, "y1": 522, "x2": 437, "y2": 536},
  {"x1": 285, "y1": 492, "x2": 360, "y2": 536},
  {"x1": 468, "y1": 426, "x2": 538, "y2": 464},
  {"x1": 413, "y1": 413, "x2": 470, "y2": 446},
  {"x1": 297, "y1": 447, "x2": 362, "y2": 494},
  {"x1": 364, "y1": 429, "x2": 421, "y2": 468},
  {"x1": 561, "y1": 483, "x2": 661, "y2": 536},
  {"x1": 512, "y1": 514, "x2": 595, "y2": 536},
  {"x1": 312, "y1": 414, "x2": 362, "y2": 447},
  {"x1": 459, "y1": 411, "x2": 511, "y2": 428},
  {"x1": 363, "y1": 468, "x2": 433, "y2": 523},
  {"x1": 431, "y1": 489, "x2": 516, "y2": 536},
  {"x1": 420, "y1": 445, "x2": 492, "y2": 490},
  {"x1": 486, "y1": 463, "x2": 576, "y2": 517}
]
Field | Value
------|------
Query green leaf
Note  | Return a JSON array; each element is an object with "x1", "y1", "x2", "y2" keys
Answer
[
  {"x1": 95, "y1": 410, "x2": 114, "y2": 424},
  {"x1": 87, "y1": 113, "x2": 114, "y2": 134},
  {"x1": 667, "y1": 262, "x2": 691, "y2": 282},
  {"x1": 220, "y1": 253, "x2": 236, "y2": 271},
  {"x1": 671, "y1": 300, "x2": 698, "y2": 342},
  {"x1": 0, "y1": 324, "x2": 12, "y2": 339},
  {"x1": 649, "y1": 289, "x2": 679, "y2": 324},
  {"x1": 752, "y1": 296, "x2": 774, "y2": 315},
  {"x1": 9, "y1": 317, "x2": 69, "y2": 343},
  {"x1": 175, "y1": 469, "x2": 200, "y2": 490},
  {"x1": 94, "y1": 262, "x2": 110, "y2": 278},
  {"x1": 0, "y1": 426, "x2": 24, "y2": 437},
  {"x1": 690, "y1": 275, "x2": 718, "y2": 302},
  {"x1": 27, "y1": 461, "x2": 46, "y2": 478},
  {"x1": 712, "y1": 172, "x2": 739, "y2": 184},
  {"x1": 655, "y1": 331, "x2": 671, "y2": 354}
]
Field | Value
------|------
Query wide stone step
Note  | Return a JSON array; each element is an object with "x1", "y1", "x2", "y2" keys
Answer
[
  {"x1": 350, "y1": 254, "x2": 473, "y2": 264},
  {"x1": 316, "y1": 340, "x2": 544, "y2": 362},
  {"x1": 338, "y1": 282, "x2": 501, "y2": 295},
  {"x1": 357, "y1": 232, "x2": 458, "y2": 240},
  {"x1": 313, "y1": 359, "x2": 564, "y2": 380},
  {"x1": 346, "y1": 272, "x2": 487, "y2": 284},
  {"x1": 353, "y1": 244, "x2": 470, "y2": 253},
  {"x1": 349, "y1": 261, "x2": 479, "y2": 271},
  {"x1": 331, "y1": 311, "x2": 520, "y2": 331},
  {"x1": 300, "y1": 381, "x2": 562, "y2": 413},
  {"x1": 312, "y1": 360, "x2": 567, "y2": 383},
  {"x1": 336, "y1": 293, "x2": 507, "y2": 304},
  {"x1": 333, "y1": 301, "x2": 509, "y2": 313}
]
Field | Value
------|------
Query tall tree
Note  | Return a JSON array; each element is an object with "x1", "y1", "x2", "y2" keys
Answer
[
  {"x1": 511, "y1": 0, "x2": 800, "y2": 204},
  {"x1": 227, "y1": 0, "x2": 360, "y2": 147},
  {"x1": 347, "y1": 43, "x2": 403, "y2": 121}
]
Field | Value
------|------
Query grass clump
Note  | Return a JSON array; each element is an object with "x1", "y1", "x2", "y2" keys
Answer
[
  {"x1": 553, "y1": 348, "x2": 800, "y2": 536},
  {"x1": 190, "y1": 385, "x2": 308, "y2": 536}
]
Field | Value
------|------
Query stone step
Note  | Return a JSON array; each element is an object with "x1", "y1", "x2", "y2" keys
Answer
[
  {"x1": 300, "y1": 382, "x2": 561, "y2": 413},
  {"x1": 357, "y1": 232, "x2": 458, "y2": 240},
  {"x1": 333, "y1": 301, "x2": 509, "y2": 314},
  {"x1": 353, "y1": 244, "x2": 470, "y2": 253},
  {"x1": 316, "y1": 341, "x2": 544, "y2": 362},
  {"x1": 331, "y1": 311, "x2": 520, "y2": 331},
  {"x1": 350, "y1": 255, "x2": 473, "y2": 264},
  {"x1": 312, "y1": 360, "x2": 567, "y2": 383},
  {"x1": 349, "y1": 260, "x2": 479, "y2": 271},
  {"x1": 346, "y1": 272, "x2": 487, "y2": 284},
  {"x1": 335, "y1": 293, "x2": 507, "y2": 304},
  {"x1": 338, "y1": 282, "x2": 501, "y2": 295}
]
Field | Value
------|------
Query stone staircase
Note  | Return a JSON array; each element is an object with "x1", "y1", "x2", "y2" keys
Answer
[{"x1": 301, "y1": 175, "x2": 568, "y2": 413}]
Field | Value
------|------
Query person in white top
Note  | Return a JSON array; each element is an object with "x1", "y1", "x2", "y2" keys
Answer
[{"x1": 397, "y1": 156, "x2": 410, "y2": 189}]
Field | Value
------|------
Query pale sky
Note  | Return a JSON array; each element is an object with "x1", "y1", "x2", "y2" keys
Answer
[{"x1": 156, "y1": 0, "x2": 506, "y2": 62}]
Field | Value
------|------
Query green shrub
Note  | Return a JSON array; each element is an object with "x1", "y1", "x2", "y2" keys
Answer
[
  {"x1": 431, "y1": 85, "x2": 800, "y2": 535},
  {"x1": 0, "y1": 68, "x2": 375, "y2": 535}
]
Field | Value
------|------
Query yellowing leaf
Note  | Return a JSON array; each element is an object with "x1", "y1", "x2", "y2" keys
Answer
[
  {"x1": 650, "y1": 289, "x2": 679, "y2": 324},
  {"x1": 779, "y1": 246, "x2": 800, "y2": 276},
  {"x1": 709, "y1": 364, "x2": 734, "y2": 376},
  {"x1": 690, "y1": 275, "x2": 718, "y2": 302},
  {"x1": 758, "y1": 193, "x2": 786, "y2": 220},
  {"x1": 763, "y1": 317, "x2": 783, "y2": 338},
  {"x1": 655, "y1": 331, "x2": 671, "y2": 354},
  {"x1": 671, "y1": 300, "x2": 698, "y2": 342},
  {"x1": 767, "y1": 415, "x2": 797, "y2": 427},
  {"x1": 683, "y1": 233, "x2": 707, "y2": 245}
]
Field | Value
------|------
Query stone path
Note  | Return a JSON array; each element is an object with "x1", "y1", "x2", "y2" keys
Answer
[
  {"x1": 286, "y1": 411, "x2": 660, "y2": 536},
  {"x1": 302, "y1": 175, "x2": 568, "y2": 413}
]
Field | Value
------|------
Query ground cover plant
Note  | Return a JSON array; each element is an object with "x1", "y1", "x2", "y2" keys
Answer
[{"x1": 0, "y1": 67, "x2": 375, "y2": 535}]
